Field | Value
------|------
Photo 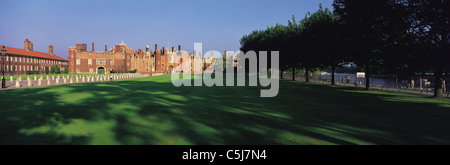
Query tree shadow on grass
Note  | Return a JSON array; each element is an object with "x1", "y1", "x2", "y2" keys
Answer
[{"x1": 0, "y1": 76, "x2": 450, "y2": 145}]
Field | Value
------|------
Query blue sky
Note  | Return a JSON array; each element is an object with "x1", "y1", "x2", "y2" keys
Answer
[{"x1": 0, "y1": 0, "x2": 333, "y2": 59}]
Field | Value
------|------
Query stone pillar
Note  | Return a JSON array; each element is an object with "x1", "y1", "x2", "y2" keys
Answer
[
  {"x1": 76, "y1": 76, "x2": 79, "y2": 83},
  {"x1": 52, "y1": 75, "x2": 54, "y2": 80},
  {"x1": 28, "y1": 79, "x2": 32, "y2": 87},
  {"x1": 70, "y1": 78, "x2": 73, "y2": 84},
  {"x1": 47, "y1": 78, "x2": 50, "y2": 85},
  {"x1": 10, "y1": 76, "x2": 13, "y2": 82},
  {"x1": 82, "y1": 76, "x2": 85, "y2": 82},
  {"x1": 34, "y1": 76, "x2": 37, "y2": 81},
  {"x1": 38, "y1": 78, "x2": 42, "y2": 86},
  {"x1": 15, "y1": 79, "x2": 20, "y2": 88},
  {"x1": 55, "y1": 77, "x2": 59, "y2": 84},
  {"x1": 64, "y1": 77, "x2": 67, "y2": 83}
]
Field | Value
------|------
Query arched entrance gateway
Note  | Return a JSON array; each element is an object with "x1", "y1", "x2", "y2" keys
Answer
[
  {"x1": 168, "y1": 65, "x2": 174, "y2": 73},
  {"x1": 97, "y1": 67, "x2": 105, "y2": 74}
]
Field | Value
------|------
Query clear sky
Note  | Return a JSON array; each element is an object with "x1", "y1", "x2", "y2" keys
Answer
[{"x1": 0, "y1": 0, "x2": 333, "y2": 59}]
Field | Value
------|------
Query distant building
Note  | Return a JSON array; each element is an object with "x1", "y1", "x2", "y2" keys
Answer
[
  {"x1": 1, "y1": 39, "x2": 69, "y2": 75},
  {"x1": 69, "y1": 41, "x2": 223, "y2": 74}
]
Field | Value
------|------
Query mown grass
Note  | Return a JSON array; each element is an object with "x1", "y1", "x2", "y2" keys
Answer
[{"x1": 0, "y1": 75, "x2": 449, "y2": 145}]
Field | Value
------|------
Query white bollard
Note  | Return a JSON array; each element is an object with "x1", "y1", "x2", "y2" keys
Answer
[
  {"x1": 15, "y1": 79, "x2": 20, "y2": 88},
  {"x1": 28, "y1": 79, "x2": 32, "y2": 87},
  {"x1": 10, "y1": 76, "x2": 13, "y2": 83},
  {"x1": 38, "y1": 78, "x2": 42, "y2": 86}
]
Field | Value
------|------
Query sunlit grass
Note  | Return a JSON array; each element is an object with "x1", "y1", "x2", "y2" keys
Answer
[{"x1": 0, "y1": 75, "x2": 449, "y2": 145}]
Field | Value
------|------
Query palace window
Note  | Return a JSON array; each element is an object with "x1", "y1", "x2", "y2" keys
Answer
[
  {"x1": 110, "y1": 60, "x2": 114, "y2": 66},
  {"x1": 76, "y1": 59, "x2": 80, "y2": 65},
  {"x1": 88, "y1": 59, "x2": 92, "y2": 65}
]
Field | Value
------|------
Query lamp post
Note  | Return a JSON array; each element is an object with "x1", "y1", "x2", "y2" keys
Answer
[{"x1": 1, "y1": 46, "x2": 6, "y2": 88}]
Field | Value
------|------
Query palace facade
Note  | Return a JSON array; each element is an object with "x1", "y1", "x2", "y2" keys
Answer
[
  {"x1": 0, "y1": 39, "x2": 69, "y2": 75},
  {"x1": 68, "y1": 41, "x2": 233, "y2": 74}
]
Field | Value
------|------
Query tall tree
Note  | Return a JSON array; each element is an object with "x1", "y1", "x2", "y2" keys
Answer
[
  {"x1": 409, "y1": 0, "x2": 449, "y2": 97},
  {"x1": 333, "y1": 0, "x2": 411, "y2": 89},
  {"x1": 298, "y1": 4, "x2": 346, "y2": 85}
]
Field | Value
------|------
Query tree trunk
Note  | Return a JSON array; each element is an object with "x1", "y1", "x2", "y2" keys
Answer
[
  {"x1": 305, "y1": 67, "x2": 309, "y2": 83},
  {"x1": 280, "y1": 68, "x2": 283, "y2": 79},
  {"x1": 291, "y1": 67, "x2": 296, "y2": 81},
  {"x1": 331, "y1": 65, "x2": 336, "y2": 85},
  {"x1": 434, "y1": 66, "x2": 444, "y2": 97},
  {"x1": 365, "y1": 65, "x2": 370, "y2": 89}
]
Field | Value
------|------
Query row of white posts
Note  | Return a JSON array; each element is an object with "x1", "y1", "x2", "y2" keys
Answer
[{"x1": 3, "y1": 73, "x2": 150, "y2": 88}]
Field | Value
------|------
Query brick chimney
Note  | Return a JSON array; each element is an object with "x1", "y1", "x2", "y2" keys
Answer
[
  {"x1": 81, "y1": 44, "x2": 87, "y2": 52},
  {"x1": 105, "y1": 45, "x2": 107, "y2": 51},
  {"x1": 178, "y1": 45, "x2": 181, "y2": 52},
  {"x1": 155, "y1": 44, "x2": 158, "y2": 51},
  {"x1": 30, "y1": 42, "x2": 33, "y2": 51},
  {"x1": 49, "y1": 44, "x2": 53, "y2": 55},
  {"x1": 172, "y1": 47, "x2": 174, "y2": 52},
  {"x1": 92, "y1": 43, "x2": 95, "y2": 52},
  {"x1": 24, "y1": 39, "x2": 29, "y2": 51},
  {"x1": 162, "y1": 46, "x2": 165, "y2": 54}
]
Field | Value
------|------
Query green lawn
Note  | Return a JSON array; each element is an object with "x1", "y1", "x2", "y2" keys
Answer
[{"x1": 0, "y1": 75, "x2": 449, "y2": 145}]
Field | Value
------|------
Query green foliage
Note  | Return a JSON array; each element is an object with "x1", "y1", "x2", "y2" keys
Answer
[
  {"x1": 64, "y1": 67, "x2": 69, "y2": 74},
  {"x1": 240, "y1": 3, "x2": 343, "y2": 81},
  {"x1": 50, "y1": 65, "x2": 61, "y2": 74},
  {"x1": 45, "y1": 66, "x2": 49, "y2": 74},
  {"x1": 25, "y1": 71, "x2": 39, "y2": 75},
  {"x1": 56, "y1": 67, "x2": 61, "y2": 74}
]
